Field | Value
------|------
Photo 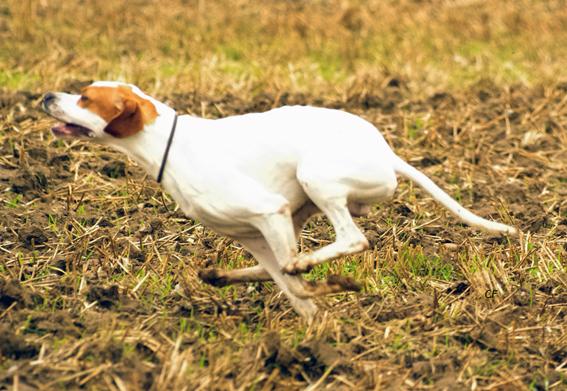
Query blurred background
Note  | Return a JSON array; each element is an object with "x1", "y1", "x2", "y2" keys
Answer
[
  {"x1": 0, "y1": 2, "x2": 566, "y2": 390},
  {"x1": 1, "y1": 0, "x2": 566, "y2": 97}
]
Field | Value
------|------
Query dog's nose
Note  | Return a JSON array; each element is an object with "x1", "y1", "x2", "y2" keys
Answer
[{"x1": 42, "y1": 92, "x2": 56, "y2": 107}]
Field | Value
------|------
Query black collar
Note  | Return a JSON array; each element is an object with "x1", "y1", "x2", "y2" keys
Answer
[{"x1": 156, "y1": 113, "x2": 178, "y2": 183}]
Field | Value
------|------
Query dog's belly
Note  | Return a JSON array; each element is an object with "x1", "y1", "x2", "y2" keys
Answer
[
  {"x1": 193, "y1": 193, "x2": 309, "y2": 239},
  {"x1": 174, "y1": 105, "x2": 398, "y2": 236},
  {"x1": 174, "y1": 172, "x2": 309, "y2": 238},
  {"x1": 242, "y1": 164, "x2": 308, "y2": 211},
  {"x1": 195, "y1": 215, "x2": 262, "y2": 237}
]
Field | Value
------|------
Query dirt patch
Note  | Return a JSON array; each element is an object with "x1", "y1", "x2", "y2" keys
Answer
[
  {"x1": 253, "y1": 331, "x2": 349, "y2": 380},
  {"x1": 0, "y1": 278, "x2": 32, "y2": 309},
  {"x1": 86, "y1": 284, "x2": 124, "y2": 309},
  {"x1": 0, "y1": 84, "x2": 565, "y2": 389},
  {"x1": 298, "y1": 338, "x2": 346, "y2": 371},
  {"x1": 100, "y1": 160, "x2": 127, "y2": 178},
  {"x1": 18, "y1": 227, "x2": 49, "y2": 249},
  {"x1": 10, "y1": 168, "x2": 49, "y2": 196},
  {"x1": 0, "y1": 324, "x2": 39, "y2": 359},
  {"x1": 24, "y1": 309, "x2": 84, "y2": 337}
]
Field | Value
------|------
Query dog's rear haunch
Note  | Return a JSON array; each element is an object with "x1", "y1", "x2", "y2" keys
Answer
[{"x1": 42, "y1": 81, "x2": 517, "y2": 321}]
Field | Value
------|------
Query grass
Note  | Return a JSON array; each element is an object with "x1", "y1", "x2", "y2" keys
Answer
[
  {"x1": 0, "y1": 0, "x2": 566, "y2": 389},
  {"x1": 1, "y1": 0, "x2": 566, "y2": 97}
]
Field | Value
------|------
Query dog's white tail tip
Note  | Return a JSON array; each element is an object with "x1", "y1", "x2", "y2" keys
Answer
[{"x1": 392, "y1": 155, "x2": 518, "y2": 237}]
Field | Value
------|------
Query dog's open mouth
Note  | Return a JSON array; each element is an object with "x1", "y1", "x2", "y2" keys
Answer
[{"x1": 51, "y1": 123, "x2": 93, "y2": 138}]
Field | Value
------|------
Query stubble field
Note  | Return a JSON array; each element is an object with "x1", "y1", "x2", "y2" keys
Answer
[{"x1": 0, "y1": 1, "x2": 566, "y2": 389}]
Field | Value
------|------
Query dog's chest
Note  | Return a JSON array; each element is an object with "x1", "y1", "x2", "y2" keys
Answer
[{"x1": 162, "y1": 158, "x2": 308, "y2": 238}]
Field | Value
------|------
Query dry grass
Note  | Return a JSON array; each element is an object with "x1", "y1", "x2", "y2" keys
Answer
[
  {"x1": 0, "y1": 0, "x2": 566, "y2": 390},
  {"x1": 2, "y1": 0, "x2": 567, "y2": 96}
]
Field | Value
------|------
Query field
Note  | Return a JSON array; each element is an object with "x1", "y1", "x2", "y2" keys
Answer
[{"x1": 1, "y1": 0, "x2": 566, "y2": 389}]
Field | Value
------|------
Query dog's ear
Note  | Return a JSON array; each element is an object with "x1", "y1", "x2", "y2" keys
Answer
[
  {"x1": 104, "y1": 87, "x2": 157, "y2": 138},
  {"x1": 104, "y1": 96, "x2": 141, "y2": 138}
]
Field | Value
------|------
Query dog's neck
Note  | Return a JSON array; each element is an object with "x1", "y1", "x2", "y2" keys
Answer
[{"x1": 106, "y1": 102, "x2": 178, "y2": 182}]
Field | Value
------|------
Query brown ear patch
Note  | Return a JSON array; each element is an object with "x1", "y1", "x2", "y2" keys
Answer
[{"x1": 79, "y1": 86, "x2": 158, "y2": 138}]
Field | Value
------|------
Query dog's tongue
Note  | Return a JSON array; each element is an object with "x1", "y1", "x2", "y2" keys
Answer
[
  {"x1": 51, "y1": 123, "x2": 91, "y2": 137},
  {"x1": 51, "y1": 123, "x2": 73, "y2": 135}
]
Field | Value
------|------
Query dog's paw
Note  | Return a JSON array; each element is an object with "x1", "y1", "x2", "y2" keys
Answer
[
  {"x1": 282, "y1": 260, "x2": 313, "y2": 275},
  {"x1": 327, "y1": 274, "x2": 362, "y2": 292},
  {"x1": 198, "y1": 268, "x2": 228, "y2": 287},
  {"x1": 298, "y1": 274, "x2": 362, "y2": 296}
]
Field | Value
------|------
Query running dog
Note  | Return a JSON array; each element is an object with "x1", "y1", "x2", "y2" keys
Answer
[{"x1": 42, "y1": 81, "x2": 517, "y2": 320}]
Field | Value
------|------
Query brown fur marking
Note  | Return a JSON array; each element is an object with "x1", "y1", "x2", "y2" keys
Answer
[
  {"x1": 198, "y1": 268, "x2": 229, "y2": 287},
  {"x1": 199, "y1": 265, "x2": 361, "y2": 297},
  {"x1": 301, "y1": 274, "x2": 361, "y2": 296},
  {"x1": 79, "y1": 86, "x2": 157, "y2": 138}
]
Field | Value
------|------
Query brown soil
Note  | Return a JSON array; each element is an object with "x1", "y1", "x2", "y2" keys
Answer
[{"x1": 0, "y1": 82, "x2": 565, "y2": 389}]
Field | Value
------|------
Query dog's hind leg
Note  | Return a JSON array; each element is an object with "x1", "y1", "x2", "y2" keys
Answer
[
  {"x1": 348, "y1": 201, "x2": 371, "y2": 217},
  {"x1": 236, "y1": 236, "x2": 318, "y2": 320},
  {"x1": 199, "y1": 201, "x2": 360, "y2": 296},
  {"x1": 282, "y1": 159, "x2": 397, "y2": 275},
  {"x1": 283, "y1": 196, "x2": 369, "y2": 275}
]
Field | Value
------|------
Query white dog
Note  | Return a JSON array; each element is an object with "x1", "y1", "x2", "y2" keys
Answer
[{"x1": 42, "y1": 81, "x2": 517, "y2": 320}]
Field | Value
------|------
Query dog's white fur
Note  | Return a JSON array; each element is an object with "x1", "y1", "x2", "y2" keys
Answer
[{"x1": 43, "y1": 81, "x2": 517, "y2": 321}]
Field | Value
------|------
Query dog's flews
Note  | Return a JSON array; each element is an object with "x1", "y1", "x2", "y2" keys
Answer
[{"x1": 42, "y1": 81, "x2": 517, "y2": 321}]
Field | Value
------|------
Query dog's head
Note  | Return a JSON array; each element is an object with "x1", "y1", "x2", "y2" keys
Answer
[{"x1": 42, "y1": 81, "x2": 158, "y2": 140}]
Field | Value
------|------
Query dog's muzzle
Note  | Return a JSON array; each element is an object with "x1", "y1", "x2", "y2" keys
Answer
[{"x1": 41, "y1": 92, "x2": 94, "y2": 138}]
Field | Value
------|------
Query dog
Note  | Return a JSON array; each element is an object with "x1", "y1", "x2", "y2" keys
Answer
[{"x1": 42, "y1": 81, "x2": 517, "y2": 321}]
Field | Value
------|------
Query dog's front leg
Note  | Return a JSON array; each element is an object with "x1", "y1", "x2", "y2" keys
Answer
[
  {"x1": 237, "y1": 236, "x2": 318, "y2": 321},
  {"x1": 198, "y1": 265, "x2": 271, "y2": 286},
  {"x1": 198, "y1": 264, "x2": 361, "y2": 296},
  {"x1": 199, "y1": 202, "x2": 320, "y2": 288},
  {"x1": 199, "y1": 200, "x2": 361, "y2": 297}
]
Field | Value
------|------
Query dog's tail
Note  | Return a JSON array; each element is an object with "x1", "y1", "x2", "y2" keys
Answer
[{"x1": 392, "y1": 155, "x2": 517, "y2": 235}]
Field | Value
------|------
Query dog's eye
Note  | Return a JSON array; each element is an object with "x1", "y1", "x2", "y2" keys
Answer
[{"x1": 80, "y1": 95, "x2": 89, "y2": 102}]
